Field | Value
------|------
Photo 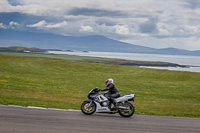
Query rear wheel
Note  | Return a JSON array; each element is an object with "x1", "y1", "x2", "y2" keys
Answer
[
  {"x1": 81, "y1": 101, "x2": 96, "y2": 115},
  {"x1": 118, "y1": 102, "x2": 135, "y2": 117}
]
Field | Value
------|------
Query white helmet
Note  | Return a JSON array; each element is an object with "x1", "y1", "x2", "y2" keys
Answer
[{"x1": 105, "y1": 78, "x2": 114, "y2": 87}]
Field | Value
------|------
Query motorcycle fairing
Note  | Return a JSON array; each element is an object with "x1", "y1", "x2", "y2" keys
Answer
[
  {"x1": 115, "y1": 94, "x2": 135, "y2": 103},
  {"x1": 95, "y1": 101, "x2": 113, "y2": 113}
]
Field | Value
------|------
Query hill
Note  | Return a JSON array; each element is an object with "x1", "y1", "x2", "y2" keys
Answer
[{"x1": 0, "y1": 29, "x2": 200, "y2": 56}]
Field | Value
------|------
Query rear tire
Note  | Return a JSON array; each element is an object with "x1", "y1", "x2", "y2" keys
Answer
[
  {"x1": 118, "y1": 102, "x2": 135, "y2": 117},
  {"x1": 81, "y1": 101, "x2": 96, "y2": 115}
]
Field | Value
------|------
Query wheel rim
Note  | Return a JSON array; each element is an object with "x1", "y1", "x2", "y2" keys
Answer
[
  {"x1": 83, "y1": 103, "x2": 95, "y2": 113},
  {"x1": 121, "y1": 105, "x2": 133, "y2": 115}
]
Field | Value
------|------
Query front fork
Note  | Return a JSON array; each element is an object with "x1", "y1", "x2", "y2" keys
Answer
[
  {"x1": 84, "y1": 99, "x2": 93, "y2": 107},
  {"x1": 88, "y1": 100, "x2": 93, "y2": 107}
]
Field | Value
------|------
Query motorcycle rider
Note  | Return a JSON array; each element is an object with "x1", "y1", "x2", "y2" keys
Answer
[{"x1": 99, "y1": 78, "x2": 120, "y2": 108}]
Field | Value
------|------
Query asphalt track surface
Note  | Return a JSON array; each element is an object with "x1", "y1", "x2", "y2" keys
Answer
[{"x1": 0, "y1": 105, "x2": 200, "y2": 133}]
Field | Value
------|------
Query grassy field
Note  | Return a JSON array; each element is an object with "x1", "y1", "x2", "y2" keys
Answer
[
  {"x1": 0, "y1": 51, "x2": 184, "y2": 67},
  {"x1": 0, "y1": 52, "x2": 200, "y2": 118}
]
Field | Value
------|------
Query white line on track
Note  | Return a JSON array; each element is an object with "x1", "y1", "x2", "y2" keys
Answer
[{"x1": 0, "y1": 104, "x2": 80, "y2": 112}]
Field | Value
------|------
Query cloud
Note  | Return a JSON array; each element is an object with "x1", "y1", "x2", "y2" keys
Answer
[
  {"x1": 184, "y1": 0, "x2": 200, "y2": 9},
  {"x1": 8, "y1": 0, "x2": 22, "y2": 6},
  {"x1": 27, "y1": 20, "x2": 47, "y2": 28},
  {"x1": 139, "y1": 17, "x2": 158, "y2": 34},
  {"x1": 27, "y1": 20, "x2": 68, "y2": 30},
  {"x1": 68, "y1": 7, "x2": 127, "y2": 17},
  {"x1": 79, "y1": 25, "x2": 94, "y2": 32},
  {"x1": 9, "y1": 21, "x2": 19, "y2": 28},
  {"x1": 114, "y1": 25, "x2": 129, "y2": 35},
  {"x1": 172, "y1": 25, "x2": 200, "y2": 38},
  {"x1": 0, "y1": 21, "x2": 19, "y2": 29},
  {"x1": 9, "y1": 21, "x2": 19, "y2": 26},
  {"x1": 0, "y1": 0, "x2": 13, "y2": 12},
  {"x1": 0, "y1": 23, "x2": 7, "y2": 29},
  {"x1": 46, "y1": 21, "x2": 68, "y2": 28}
]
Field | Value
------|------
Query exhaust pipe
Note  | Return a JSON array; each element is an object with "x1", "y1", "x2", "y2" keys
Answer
[{"x1": 117, "y1": 106, "x2": 129, "y2": 110}]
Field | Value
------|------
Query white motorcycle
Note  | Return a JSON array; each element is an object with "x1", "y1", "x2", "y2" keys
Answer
[{"x1": 81, "y1": 87, "x2": 135, "y2": 117}]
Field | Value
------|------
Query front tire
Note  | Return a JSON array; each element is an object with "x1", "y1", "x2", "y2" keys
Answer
[
  {"x1": 81, "y1": 101, "x2": 96, "y2": 115},
  {"x1": 118, "y1": 102, "x2": 135, "y2": 117}
]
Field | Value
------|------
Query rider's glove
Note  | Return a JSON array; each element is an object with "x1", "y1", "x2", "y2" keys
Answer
[{"x1": 98, "y1": 89, "x2": 101, "y2": 92}]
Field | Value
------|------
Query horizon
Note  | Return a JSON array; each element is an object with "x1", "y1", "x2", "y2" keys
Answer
[{"x1": 0, "y1": 0, "x2": 200, "y2": 50}]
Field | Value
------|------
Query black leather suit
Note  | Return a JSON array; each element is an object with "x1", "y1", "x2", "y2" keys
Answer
[{"x1": 101, "y1": 83, "x2": 120, "y2": 100}]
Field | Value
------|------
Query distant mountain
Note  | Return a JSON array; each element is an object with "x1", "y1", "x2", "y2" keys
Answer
[
  {"x1": 0, "y1": 29, "x2": 155, "y2": 53},
  {"x1": 0, "y1": 29, "x2": 200, "y2": 56},
  {"x1": 157, "y1": 48, "x2": 200, "y2": 56}
]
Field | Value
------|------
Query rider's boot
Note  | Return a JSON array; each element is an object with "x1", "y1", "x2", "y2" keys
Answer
[{"x1": 110, "y1": 97, "x2": 117, "y2": 109}]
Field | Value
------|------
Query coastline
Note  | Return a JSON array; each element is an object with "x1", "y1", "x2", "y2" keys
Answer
[
  {"x1": 48, "y1": 51, "x2": 200, "y2": 72},
  {"x1": 85, "y1": 59, "x2": 190, "y2": 68},
  {"x1": 1, "y1": 51, "x2": 199, "y2": 72}
]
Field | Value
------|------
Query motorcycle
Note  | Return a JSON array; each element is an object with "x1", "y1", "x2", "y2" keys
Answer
[{"x1": 81, "y1": 87, "x2": 135, "y2": 117}]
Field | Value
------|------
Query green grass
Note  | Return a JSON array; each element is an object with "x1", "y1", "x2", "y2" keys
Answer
[
  {"x1": 0, "y1": 51, "x2": 115, "y2": 61},
  {"x1": 0, "y1": 52, "x2": 200, "y2": 118},
  {"x1": 0, "y1": 51, "x2": 180, "y2": 66}
]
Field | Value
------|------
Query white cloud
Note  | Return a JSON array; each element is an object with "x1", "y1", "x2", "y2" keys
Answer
[
  {"x1": 114, "y1": 25, "x2": 129, "y2": 35},
  {"x1": 27, "y1": 20, "x2": 47, "y2": 28},
  {"x1": 0, "y1": 0, "x2": 13, "y2": 12},
  {"x1": 27, "y1": 20, "x2": 69, "y2": 30},
  {"x1": 79, "y1": 25, "x2": 94, "y2": 32},
  {"x1": 0, "y1": 23, "x2": 7, "y2": 29},
  {"x1": 157, "y1": 23, "x2": 171, "y2": 36},
  {"x1": 0, "y1": 21, "x2": 20, "y2": 29},
  {"x1": 9, "y1": 21, "x2": 19, "y2": 26},
  {"x1": 46, "y1": 21, "x2": 68, "y2": 28},
  {"x1": 9, "y1": 21, "x2": 19, "y2": 28}
]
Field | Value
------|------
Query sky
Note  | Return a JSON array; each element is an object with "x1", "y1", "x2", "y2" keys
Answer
[{"x1": 0, "y1": 0, "x2": 200, "y2": 50}]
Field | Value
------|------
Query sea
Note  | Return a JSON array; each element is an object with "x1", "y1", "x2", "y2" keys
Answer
[{"x1": 48, "y1": 51, "x2": 200, "y2": 73}]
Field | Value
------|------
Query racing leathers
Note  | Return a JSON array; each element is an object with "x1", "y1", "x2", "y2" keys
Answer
[{"x1": 101, "y1": 83, "x2": 120, "y2": 103}]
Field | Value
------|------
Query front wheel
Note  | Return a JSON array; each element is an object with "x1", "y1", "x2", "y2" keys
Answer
[
  {"x1": 81, "y1": 101, "x2": 96, "y2": 115},
  {"x1": 118, "y1": 102, "x2": 135, "y2": 117}
]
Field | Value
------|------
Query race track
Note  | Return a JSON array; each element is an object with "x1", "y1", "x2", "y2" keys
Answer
[{"x1": 0, "y1": 105, "x2": 199, "y2": 133}]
